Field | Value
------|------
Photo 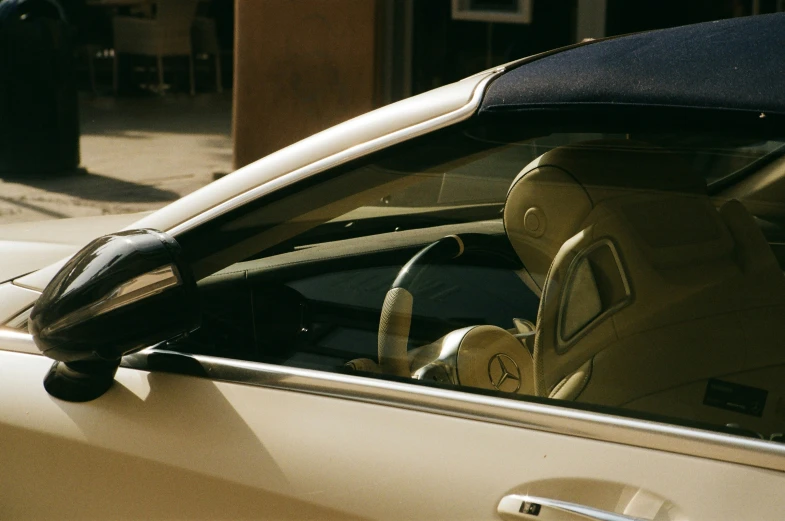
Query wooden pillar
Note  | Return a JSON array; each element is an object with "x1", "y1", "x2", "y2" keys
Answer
[{"x1": 233, "y1": 0, "x2": 379, "y2": 169}]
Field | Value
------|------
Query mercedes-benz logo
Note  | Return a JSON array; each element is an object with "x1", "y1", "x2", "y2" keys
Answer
[{"x1": 487, "y1": 353, "x2": 521, "y2": 393}]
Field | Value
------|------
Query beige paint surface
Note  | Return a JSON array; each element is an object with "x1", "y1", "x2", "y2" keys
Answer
[
  {"x1": 233, "y1": 0, "x2": 378, "y2": 169},
  {"x1": 2, "y1": 348, "x2": 785, "y2": 520}
]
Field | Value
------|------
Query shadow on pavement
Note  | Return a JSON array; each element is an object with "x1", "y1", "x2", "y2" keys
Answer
[
  {"x1": 0, "y1": 195, "x2": 70, "y2": 219},
  {"x1": 2, "y1": 170, "x2": 181, "y2": 203}
]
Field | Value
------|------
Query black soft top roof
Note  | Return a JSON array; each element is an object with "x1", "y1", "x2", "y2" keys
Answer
[{"x1": 481, "y1": 13, "x2": 785, "y2": 117}]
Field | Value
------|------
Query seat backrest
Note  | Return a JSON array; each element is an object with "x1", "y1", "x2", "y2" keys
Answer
[
  {"x1": 191, "y1": 16, "x2": 220, "y2": 54},
  {"x1": 155, "y1": 0, "x2": 199, "y2": 28},
  {"x1": 504, "y1": 140, "x2": 785, "y2": 432},
  {"x1": 503, "y1": 140, "x2": 705, "y2": 295}
]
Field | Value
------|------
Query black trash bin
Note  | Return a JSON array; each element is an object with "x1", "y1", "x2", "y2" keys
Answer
[{"x1": 0, "y1": 0, "x2": 79, "y2": 175}]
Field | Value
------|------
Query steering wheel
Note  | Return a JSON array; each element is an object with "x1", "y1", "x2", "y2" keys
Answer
[{"x1": 373, "y1": 233, "x2": 526, "y2": 380}]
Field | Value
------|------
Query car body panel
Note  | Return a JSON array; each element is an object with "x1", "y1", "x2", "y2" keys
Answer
[
  {"x1": 0, "y1": 284, "x2": 39, "y2": 324},
  {"x1": 12, "y1": 259, "x2": 68, "y2": 293},
  {"x1": 0, "y1": 212, "x2": 151, "y2": 285},
  {"x1": 0, "y1": 240, "x2": 76, "y2": 286},
  {"x1": 2, "y1": 347, "x2": 785, "y2": 520}
]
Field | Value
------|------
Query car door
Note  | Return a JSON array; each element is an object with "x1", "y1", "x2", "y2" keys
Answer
[
  {"x1": 2, "y1": 335, "x2": 785, "y2": 520},
  {"x1": 4, "y1": 101, "x2": 785, "y2": 521}
]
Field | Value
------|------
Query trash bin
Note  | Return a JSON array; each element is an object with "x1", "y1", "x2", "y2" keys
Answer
[{"x1": 0, "y1": 0, "x2": 79, "y2": 175}]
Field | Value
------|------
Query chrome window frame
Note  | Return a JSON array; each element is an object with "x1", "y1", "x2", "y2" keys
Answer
[
  {"x1": 123, "y1": 347, "x2": 785, "y2": 473},
  {"x1": 3, "y1": 326, "x2": 785, "y2": 473}
]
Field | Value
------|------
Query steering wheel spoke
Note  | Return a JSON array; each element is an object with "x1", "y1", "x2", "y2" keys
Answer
[{"x1": 347, "y1": 233, "x2": 529, "y2": 389}]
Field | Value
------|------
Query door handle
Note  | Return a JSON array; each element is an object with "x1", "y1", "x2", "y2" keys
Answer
[{"x1": 498, "y1": 494, "x2": 651, "y2": 521}]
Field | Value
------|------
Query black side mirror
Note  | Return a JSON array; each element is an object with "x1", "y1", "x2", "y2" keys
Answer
[{"x1": 29, "y1": 229, "x2": 200, "y2": 402}]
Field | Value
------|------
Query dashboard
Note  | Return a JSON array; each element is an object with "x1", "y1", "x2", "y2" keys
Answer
[{"x1": 173, "y1": 220, "x2": 539, "y2": 371}]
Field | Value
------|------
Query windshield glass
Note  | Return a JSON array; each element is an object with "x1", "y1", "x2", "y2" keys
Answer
[{"x1": 190, "y1": 130, "x2": 785, "y2": 269}]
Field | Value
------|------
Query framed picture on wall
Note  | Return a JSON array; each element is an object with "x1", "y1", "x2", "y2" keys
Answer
[{"x1": 451, "y1": 0, "x2": 533, "y2": 23}]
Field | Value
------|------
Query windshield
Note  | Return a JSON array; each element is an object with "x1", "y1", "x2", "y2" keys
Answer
[{"x1": 187, "y1": 129, "x2": 785, "y2": 270}]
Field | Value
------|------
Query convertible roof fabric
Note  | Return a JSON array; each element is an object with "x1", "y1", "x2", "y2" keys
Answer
[{"x1": 481, "y1": 13, "x2": 785, "y2": 116}]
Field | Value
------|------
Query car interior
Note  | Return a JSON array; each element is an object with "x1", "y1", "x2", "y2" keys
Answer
[{"x1": 163, "y1": 132, "x2": 785, "y2": 440}]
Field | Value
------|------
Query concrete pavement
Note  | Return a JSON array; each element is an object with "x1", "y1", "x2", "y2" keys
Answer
[{"x1": 0, "y1": 92, "x2": 233, "y2": 224}]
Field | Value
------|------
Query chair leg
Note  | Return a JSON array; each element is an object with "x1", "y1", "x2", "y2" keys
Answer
[
  {"x1": 112, "y1": 53, "x2": 119, "y2": 96},
  {"x1": 215, "y1": 53, "x2": 223, "y2": 94},
  {"x1": 87, "y1": 49, "x2": 97, "y2": 96},
  {"x1": 157, "y1": 55, "x2": 165, "y2": 95},
  {"x1": 189, "y1": 53, "x2": 196, "y2": 96},
  {"x1": 145, "y1": 56, "x2": 155, "y2": 88}
]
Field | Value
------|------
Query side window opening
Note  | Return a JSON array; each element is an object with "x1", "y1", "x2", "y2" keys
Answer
[{"x1": 167, "y1": 125, "x2": 785, "y2": 443}]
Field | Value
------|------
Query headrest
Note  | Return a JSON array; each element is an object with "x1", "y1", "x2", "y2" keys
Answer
[{"x1": 503, "y1": 140, "x2": 707, "y2": 291}]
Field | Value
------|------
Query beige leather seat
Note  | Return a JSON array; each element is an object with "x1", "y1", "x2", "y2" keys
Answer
[{"x1": 504, "y1": 140, "x2": 785, "y2": 434}]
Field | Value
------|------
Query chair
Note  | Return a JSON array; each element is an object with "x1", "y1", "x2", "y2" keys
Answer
[
  {"x1": 191, "y1": 16, "x2": 222, "y2": 93},
  {"x1": 504, "y1": 140, "x2": 785, "y2": 434},
  {"x1": 112, "y1": 0, "x2": 200, "y2": 95}
]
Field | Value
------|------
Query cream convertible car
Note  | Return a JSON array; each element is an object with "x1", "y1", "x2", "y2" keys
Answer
[{"x1": 3, "y1": 15, "x2": 785, "y2": 521}]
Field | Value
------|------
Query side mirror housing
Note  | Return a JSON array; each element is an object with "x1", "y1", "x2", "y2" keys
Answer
[{"x1": 29, "y1": 229, "x2": 199, "y2": 401}]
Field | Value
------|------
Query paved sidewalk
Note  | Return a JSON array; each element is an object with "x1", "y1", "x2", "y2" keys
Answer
[{"x1": 0, "y1": 93, "x2": 233, "y2": 224}]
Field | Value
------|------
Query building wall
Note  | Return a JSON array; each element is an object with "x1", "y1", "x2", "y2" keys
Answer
[{"x1": 233, "y1": 0, "x2": 378, "y2": 169}]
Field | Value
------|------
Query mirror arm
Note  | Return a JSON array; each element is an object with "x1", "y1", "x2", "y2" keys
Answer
[{"x1": 43, "y1": 359, "x2": 121, "y2": 403}]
